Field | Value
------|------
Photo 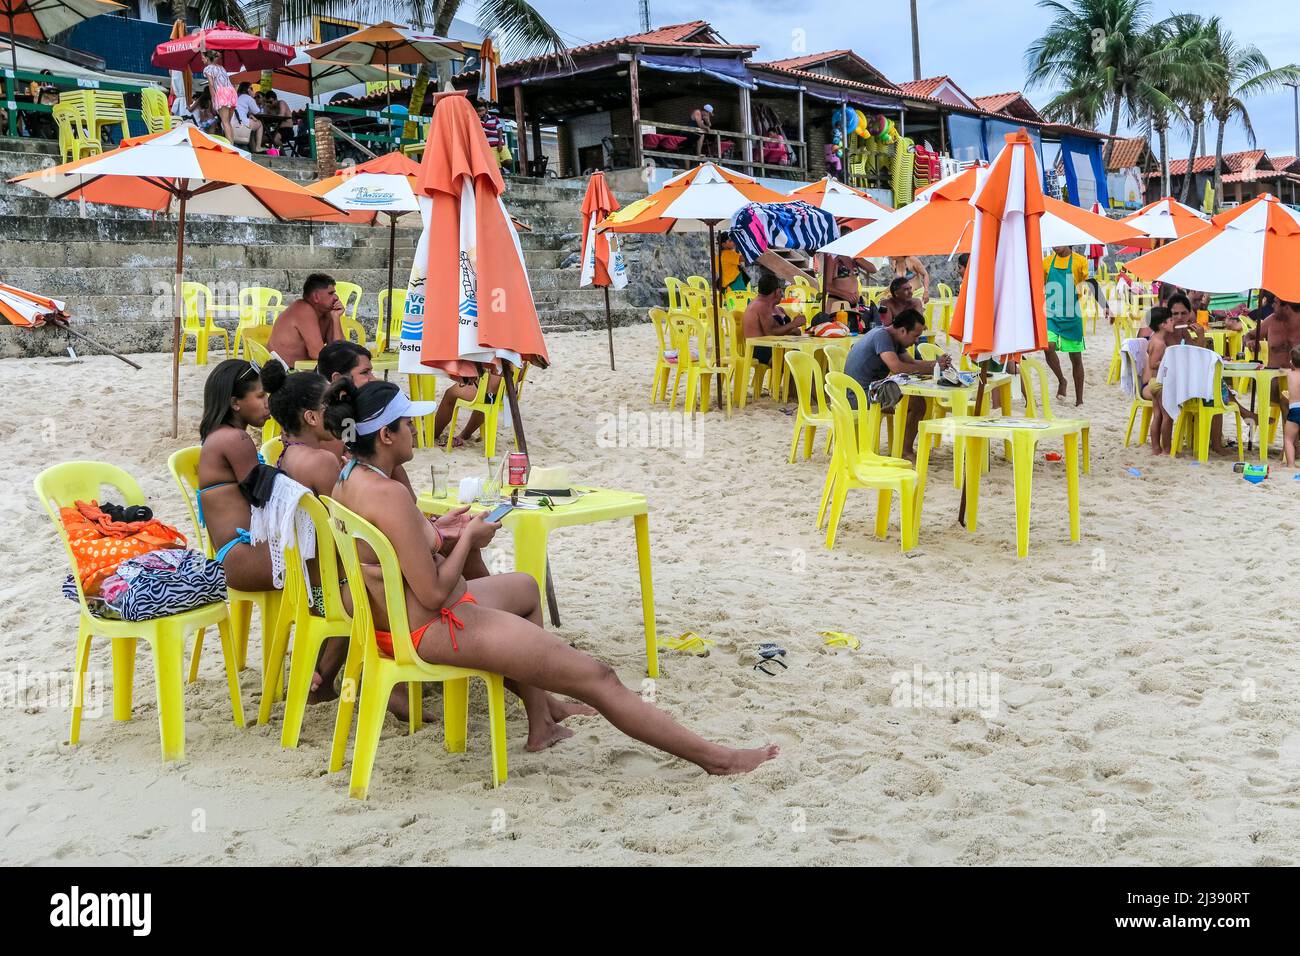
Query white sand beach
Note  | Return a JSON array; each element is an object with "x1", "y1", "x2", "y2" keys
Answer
[{"x1": 2, "y1": 323, "x2": 1299, "y2": 866}]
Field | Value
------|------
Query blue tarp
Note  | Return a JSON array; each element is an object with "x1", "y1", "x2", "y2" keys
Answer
[
  {"x1": 1060, "y1": 134, "x2": 1110, "y2": 208},
  {"x1": 639, "y1": 54, "x2": 755, "y2": 89},
  {"x1": 945, "y1": 113, "x2": 1051, "y2": 189}
]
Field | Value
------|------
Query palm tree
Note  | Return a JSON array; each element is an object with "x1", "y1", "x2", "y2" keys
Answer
[
  {"x1": 1202, "y1": 17, "x2": 1300, "y2": 210},
  {"x1": 1140, "y1": 15, "x2": 1217, "y2": 197},
  {"x1": 170, "y1": 0, "x2": 250, "y2": 30},
  {"x1": 1025, "y1": 0, "x2": 1153, "y2": 167}
]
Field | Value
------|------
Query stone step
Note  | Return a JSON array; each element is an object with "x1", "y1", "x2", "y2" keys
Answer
[
  {"x1": 0, "y1": 213, "x2": 370, "y2": 246},
  {"x1": 0, "y1": 238, "x2": 409, "y2": 270}
]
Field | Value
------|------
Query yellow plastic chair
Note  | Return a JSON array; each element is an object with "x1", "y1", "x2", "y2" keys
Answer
[
  {"x1": 233, "y1": 287, "x2": 282, "y2": 360},
  {"x1": 1122, "y1": 349, "x2": 1154, "y2": 447},
  {"x1": 728, "y1": 307, "x2": 771, "y2": 408},
  {"x1": 444, "y1": 364, "x2": 528, "y2": 458},
  {"x1": 672, "y1": 314, "x2": 733, "y2": 417},
  {"x1": 664, "y1": 277, "x2": 689, "y2": 314},
  {"x1": 167, "y1": 447, "x2": 287, "y2": 685},
  {"x1": 323, "y1": 496, "x2": 507, "y2": 797},
  {"x1": 648, "y1": 308, "x2": 676, "y2": 404},
  {"x1": 257, "y1": 494, "x2": 369, "y2": 748},
  {"x1": 333, "y1": 281, "x2": 365, "y2": 344},
  {"x1": 824, "y1": 347, "x2": 847, "y2": 376},
  {"x1": 1019, "y1": 357, "x2": 1091, "y2": 472},
  {"x1": 375, "y1": 288, "x2": 407, "y2": 353},
  {"x1": 34, "y1": 461, "x2": 244, "y2": 761},
  {"x1": 1170, "y1": 362, "x2": 1243, "y2": 463},
  {"x1": 936, "y1": 282, "x2": 955, "y2": 300},
  {"x1": 59, "y1": 89, "x2": 127, "y2": 144},
  {"x1": 1104, "y1": 316, "x2": 1132, "y2": 385},
  {"x1": 51, "y1": 101, "x2": 102, "y2": 163},
  {"x1": 140, "y1": 86, "x2": 173, "y2": 134},
  {"x1": 1078, "y1": 283, "x2": 1103, "y2": 334},
  {"x1": 260, "y1": 436, "x2": 283, "y2": 466},
  {"x1": 784, "y1": 351, "x2": 833, "y2": 462},
  {"x1": 180, "y1": 282, "x2": 232, "y2": 365},
  {"x1": 686, "y1": 275, "x2": 710, "y2": 297},
  {"x1": 815, "y1": 371, "x2": 911, "y2": 527},
  {"x1": 822, "y1": 374, "x2": 918, "y2": 551}
]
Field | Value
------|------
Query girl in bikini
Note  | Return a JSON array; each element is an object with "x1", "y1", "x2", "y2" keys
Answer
[
  {"x1": 196, "y1": 359, "x2": 275, "y2": 592},
  {"x1": 324, "y1": 378, "x2": 778, "y2": 771}
]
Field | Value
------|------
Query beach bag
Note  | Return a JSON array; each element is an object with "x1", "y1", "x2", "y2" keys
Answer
[
  {"x1": 63, "y1": 548, "x2": 227, "y2": 622},
  {"x1": 868, "y1": 378, "x2": 903, "y2": 412},
  {"x1": 812, "y1": 320, "x2": 850, "y2": 338},
  {"x1": 60, "y1": 501, "x2": 187, "y2": 596}
]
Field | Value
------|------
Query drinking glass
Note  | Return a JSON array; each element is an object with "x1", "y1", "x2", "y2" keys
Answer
[
  {"x1": 481, "y1": 457, "x2": 503, "y2": 506},
  {"x1": 429, "y1": 460, "x2": 450, "y2": 500}
]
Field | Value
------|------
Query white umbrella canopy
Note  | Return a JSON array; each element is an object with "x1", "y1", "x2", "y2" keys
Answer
[
  {"x1": 787, "y1": 175, "x2": 891, "y2": 223},
  {"x1": 0, "y1": 0, "x2": 124, "y2": 74},
  {"x1": 1120, "y1": 197, "x2": 1209, "y2": 240},
  {"x1": 231, "y1": 52, "x2": 409, "y2": 99},
  {"x1": 313, "y1": 171, "x2": 419, "y2": 213}
]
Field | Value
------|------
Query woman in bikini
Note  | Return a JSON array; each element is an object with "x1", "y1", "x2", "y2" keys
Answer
[
  {"x1": 197, "y1": 359, "x2": 275, "y2": 592},
  {"x1": 324, "y1": 378, "x2": 778, "y2": 771}
]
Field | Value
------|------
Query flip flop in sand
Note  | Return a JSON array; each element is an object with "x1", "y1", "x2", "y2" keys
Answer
[
  {"x1": 657, "y1": 631, "x2": 714, "y2": 657},
  {"x1": 754, "y1": 643, "x2": 788, "y2": 676},
  {"x1": 820, "y1": 630, "x2": 860, "y2": 650}
]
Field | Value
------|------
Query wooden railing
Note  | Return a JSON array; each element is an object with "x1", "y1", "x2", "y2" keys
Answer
[{"x1": 637, "y1": 119, "x2": 808, "y2": 178}]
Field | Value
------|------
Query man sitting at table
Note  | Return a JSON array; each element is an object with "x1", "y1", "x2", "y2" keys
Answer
[
  {"x1": 844, "y1": 309, "x2": 949, "y2": 463},
  {"x1": 1160, "y1": 293, "x2": 1253, "y2": 455},
  {"x1": 268, "y1": 274, "x2": 345, "y2": 370},
  {"x1": 879, "y1": 276, "x2": 924, "y2": 326},
  {"x1": 742, "y1": 272, "x2": 803, "y2": 367},
  {"x1": 1246, "y1": 296, "x2": 1300, "y2": 405}
]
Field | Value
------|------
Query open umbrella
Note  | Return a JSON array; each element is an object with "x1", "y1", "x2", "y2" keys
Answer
[
  {"x1": 1118, "y1": 197, "x2": 1210, "y2": 241},
  {"x1": 788, "y1": 175, "x2": 891, "y2": 229},
  {"x1": 600, "y1": 162, "x2": 788, "y2": 407},
  {"x1": 306, "y1": 20, "x2": 464, "y2": 137},
  {"x1": 152, "y1": 21, "x2": 294, "y2": 74},
  {"x1": 0, "y1": 0, "x2": 122, "y2": 77},
  {"x1": 820, "y1": 163, "x2": 1145, "y2": 260},
  {"x1": 579, "y1": 171, "x2": 628, "y2": 369},
  {"x1": 306, "y1": 151, "x2": 421, "y2": 322},
  {"x1": 947, "y1": 130, "x2": 1050, "y2": 524},
  {"x1": 9, "y1": 125, "x2": 341, "y2": 436},
  {"x1": 231, "y1": 53, "x2": 407, "y2": 101},
  {"x1": 400, "y1": 89, "x2": 545, "y2": 454}
]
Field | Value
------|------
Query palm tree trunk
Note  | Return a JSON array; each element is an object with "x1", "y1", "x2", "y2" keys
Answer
[
  {"x1": 1179, "y1": 120, "x2": 1199, "y2": 203},
  {"x1": 1212, "y1": 116, "x2": 1227, "y2": 213},
  {"x1": 434, "y1": 1, "x2": 461, "y2": 36},
  {"x1": 1157, "y1": 123, "x2": 1169, "y2": 198},
  {"x1": 260, "y1": 0, "x2": 283, "y2": 94},
  {"x1": 171, "y1": 1, "x2": 185, "y2": 27},
  {"x1": 408, "y1": 3, "x2": 465, "y2": 141},
  {"x1": 1105, "y1": 97, "x2": 1123, "y2": 168}
]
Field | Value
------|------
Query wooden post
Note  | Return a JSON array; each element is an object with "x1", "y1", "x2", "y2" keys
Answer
[
  {"x1": 739, "y1": 85, "x2": 754, "y2": 176},
  {"x1": 513, "y1": 83, "x2": 529, "y2": 176},
  {"x1": 531, "y1": 118, "x2": 543, "y2": 175},
  {"x1": 939, "y1": 108, "x2": 947, "y2": 154},
  {"x1": 797, "y1": 87, "x2": 805, "y2": 174},
  {"x1": 629, "y1": 53, "x2": 642, "y2": 171}
]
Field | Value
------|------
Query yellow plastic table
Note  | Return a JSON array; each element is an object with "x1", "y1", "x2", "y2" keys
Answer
[
  {"x1": 914, "y1": 416, "x2": 1085, "y2": 559},
  {"x1": 417, "y1": 487, "x2": 659, "y2": 677},
  {"x1": 1221, "y1": 367, "x2": 1287, "y2": 460},
  {"x1": 294, "y1": 352, "x2": 400, "y2": 373},
  {"x1": 894, "y1": 372, "x2": 1014, "y2": 487},
  {"x1": 748, "y1": 333, "x2": 855, "y2": 402}
]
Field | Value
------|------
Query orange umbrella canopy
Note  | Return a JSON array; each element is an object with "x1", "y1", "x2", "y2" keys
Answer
[
  {"x1": 1119, "y1": 197, "x2": 1211, "y2": 240},
  {"x1": 1125, "y1": 193, "x2": 1300, "y2": 299},
  {"x1": 414, "y1": 90, "x2": 547, "y2": 378},
  {"x1": 0, "y1": 281, "x2": 68, "y2": 327},
  {"x1": 306, "y1": 20, "x2": 464, "y2": 66},
  {"x1": 948, "y1": 130, "x2": 1049, "y2": 359},
  {"x1": 599, "y1": 162, "x2": 789, "y2": 233}
]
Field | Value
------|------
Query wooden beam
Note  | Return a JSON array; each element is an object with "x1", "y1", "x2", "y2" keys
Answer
[
  {"x1": 532, "y1": 120, "x2": 543, "y2": 175},
  {"x1": 739, "y1": 85, "x2": 754, "y2": 176},
  {"x1": 514, "y1": 84, "x2": 530, "y2": 176},
  {"x1": 629, "y1": 51, "x2": 642, "y2": 171},
  {"x1": 797, "y1": 87, "x2": 805, "y2": 172}
]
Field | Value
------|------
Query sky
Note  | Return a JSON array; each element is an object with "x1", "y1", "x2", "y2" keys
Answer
[{"x1": 468, "y1": 0, "x2": 1300, "y2": 159}]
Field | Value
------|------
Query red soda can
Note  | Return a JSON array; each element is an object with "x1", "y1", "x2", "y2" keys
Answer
[{"x1": 508, "y1": 451, "x2": 529, "y2": 486}]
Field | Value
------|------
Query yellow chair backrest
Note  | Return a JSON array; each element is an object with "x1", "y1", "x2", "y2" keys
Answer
[
  {"x1": 376, "y1": 288, "x2": 407, "y2": 351},
  {"x1": 824, "y1": 347, "x2": 847, "y2": 375},
  {"x1": 141, "y1": 87, "x2": 172, "y2": 133},
  {"x1": 287, "y1": 493, "x2": 350, "y2": 624},
  {"x1": 260, "y1": 436, "x2": 284, "y2": 466},
  {"x1": 182, "y1": 282, "x2": 212, "y2": 332},
  {"x1": 166, "y1": 446, "x2": 213, "y2": 558},
  {"x1": 322, "y1": 495, "x2": 425, "y2": 668},
  {"x1": 823, "y1": 375, "x2": 863, "y2": 473},
  {"x1": 333, "y1": 281, "x2": 364, "y2": 342},
  {"x1": 34, "y1": 461, "x2": 147, "y2": 613},
  {"x1": 785, "y1": 350, "x2": 827, "y2": 421},
  {"x1": 670, "y1": 314, "x2": 712, "y2": 370},
  {"x1": 1018, "y1": 357, "x2": 1057, "y2": 420},
  {"x1": 51, "y1": 101, "x2": 98, "y2": 162},
  {"x1": 665, "y1": 277, "x2": 687, "y2": 314},
  {"x1": 937, "y1": 282, "x2": 955, "y2": 300},
  {"x1": 827, "y1": 370, "x2": 888, "y2": 461},
  {"x1": 246, "y1": 333, "x2": 273, "y2": 368},
  {"x1": 649, "y1": 307, "x2": 671, "y2": 356},
  {"x1": 686, "y1": 275, "x2": 710, "y2": 295},
  {"x1": 239, "y1": 287, "x2": 283, "y2": 325},
  {"x1": 916, "y1": 342, "x2": 944, "y2": 362}
]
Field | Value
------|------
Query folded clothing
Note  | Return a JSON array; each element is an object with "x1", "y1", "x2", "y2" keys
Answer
[
  {"x1": 60, "y1": 500, "x2": 187, "y2": 596},
  {"x1": 63, "y1": 548, "x2": 225, "y2": 622}
]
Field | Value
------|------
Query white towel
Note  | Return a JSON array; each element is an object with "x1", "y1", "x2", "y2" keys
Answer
[
  {"x1": 1155, "y1": 343, "x2": 1220, "y2": 420},
  {"x1": 248, "y1": 473, "x2": 316, "y2": 590},
  {"x1": 1120, "y1": 337, "x2": 1148, "y2": 397}
]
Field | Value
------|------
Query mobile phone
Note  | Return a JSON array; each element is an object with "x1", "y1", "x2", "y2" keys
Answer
[{"x1": 485, "y1": 503, "x2": 514, "y2": 523}]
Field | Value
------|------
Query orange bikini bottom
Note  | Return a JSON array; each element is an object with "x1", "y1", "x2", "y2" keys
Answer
[{"x1": 375, "y1": 591, "x2": 477, "y2": 657}]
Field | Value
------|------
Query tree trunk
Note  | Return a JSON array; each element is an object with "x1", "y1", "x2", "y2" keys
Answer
[
  {"x1": 909, "y1": 0, "x2": 921, "y2": 81},
  {"x1": 1157, "y1": 122, "x2": 1169, "y2": 198},
  {"x1": 171, "y1": 1, "x2": 185, "y2": 27},
  {"x1": 404, "y1": 2, "x2": 460, "y2": 142},
  {"x1": 1104, "y1": 96, "x2": 1123, "y2": 168},
  {"x1": 1179, "y1": 117, "x2": 1199, "y2": 204},
  {"x1": 434, "y1": 1, "x2": 461, "y2": 36},
  {"x1": 1212, "y1": 115, "x2": 1227, "y2": 213},
  {"x1": 260, "y1": 0, "x2": 282, "y2": 94}
]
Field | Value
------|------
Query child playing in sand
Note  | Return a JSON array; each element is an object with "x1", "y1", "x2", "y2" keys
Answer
[{"x1": 1284, "y1": 346, "x2": 1300, "y2": 468}]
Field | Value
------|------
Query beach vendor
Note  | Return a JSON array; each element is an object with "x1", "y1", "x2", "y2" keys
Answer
[
  {"x1": 322, "y1": 377, "x2": 779, "y2": 770},
  {"x1": 742, "y1": 273, "x2": 803, "y2": 366},
  {"x1": 844, "y1": 309, "x2": 947, "y2": 462},
  {"x1": 1042, "y1": 245, "x2": 1088, "y2": 406},
  {"x1": 690, "y1": 103, "x2": 714, "y2": 156},
  {"x1": 714, "y1": 236, "x2": 748, "y2": 293},
  {"x1": 268, "y1": 273, "x2": 345, "y2": 369}
]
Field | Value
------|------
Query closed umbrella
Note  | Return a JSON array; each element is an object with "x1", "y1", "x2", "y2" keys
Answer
[
  {"x1": 9, "y1": 125, "x2": 342, "y2": 436},
  {"x1": 476, "y1": 36, "x2": 499, "y2": 104},
  {"x1": 579, "y1": 171, "x2": 628, "y2": 369},
  {"x1": 0, "y1": 280, "x2": 140, "y2": 367},
  {"x1": 0, "y1": 0, "x2": 123, "y2": 77}
]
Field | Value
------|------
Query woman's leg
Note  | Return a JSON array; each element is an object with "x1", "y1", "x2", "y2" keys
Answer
[
  {"x1": 418, "y1": 602, "x2": 778, "y2": 774},
  {"x1": 432, "y1": 383, "x2": 475, "y2": 445},
  {"x1": 218, "y1": 106, "x2": 235, "y2": 142},
  {"x1": 250, "y1": 118, "x2": 263, "y2": 152}
]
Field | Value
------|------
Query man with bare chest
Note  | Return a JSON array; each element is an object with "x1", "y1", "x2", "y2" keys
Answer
[
  {"x1": 1247, "y1": 297, "x2": 1300, "y2": 403},
  {"x1": 267, "y1": 273, "x2": 345, "y2": 369}
]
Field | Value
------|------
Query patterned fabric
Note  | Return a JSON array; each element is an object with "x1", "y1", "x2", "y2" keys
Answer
[
  {"x1": 60, "y1": 501, "x2": 187, "y2": 596},
  {"x1": 729, "y1": 202, "x2": 839, "y2": 264},
  {"x1": 63, "y1": 549, "x2": 226, "y2": 622}
]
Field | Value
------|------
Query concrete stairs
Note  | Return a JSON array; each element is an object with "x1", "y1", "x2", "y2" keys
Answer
[{"x1": 0, "y1": 137, "x2": 655, "y2": 357}]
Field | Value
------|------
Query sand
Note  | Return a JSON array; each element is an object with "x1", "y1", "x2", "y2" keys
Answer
[{"x1": 2, "y1": 323, "x2": 1299, "y2": 866}]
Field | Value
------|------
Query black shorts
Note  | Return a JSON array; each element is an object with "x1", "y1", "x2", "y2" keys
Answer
[{"x1": 752, "y1": 346, "x2": 773, "y2": 365}]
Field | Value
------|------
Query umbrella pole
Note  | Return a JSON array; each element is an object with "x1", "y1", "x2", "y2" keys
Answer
[
  {"x1": 9, "y1": 26, "x2": 17, "y2": 80},
  {"x1": 502, "y1": 361, "x2": 560, "y2": 624},
  {"x1": 386, "y1": 213, "x2": 397, "y2": 318},
  {"x1": 49, "y1": 318, "x2": 142, "y2": 370},
  {"x1": 707, "y1": 221, "x2": 724, "y2": 410},
  {"x1": 172, "y1": 191, "x2": 188, "y2": 439},
  {"x1": 957, "y1": 360, "x2": 989, "y2": 528},
  {"x1": 385, "y1": 48, "x2": 393, "y2": 153},
  {"x1": 604, "y1": 285, "x2": 615, "y2": 370}
]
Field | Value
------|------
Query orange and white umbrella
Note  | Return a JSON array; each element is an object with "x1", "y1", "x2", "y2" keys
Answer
[
  {"x1": 0, "y1": 281, "x2": 67, "y2": 327},
  {"x1": 1124, "y1": 193, "x2": 1300, "y2": 300},
  {"x1": 579, "y1": 171, "x2": 628, "y2": 369},
  {"x1": 1119, "y1": 197, "x2": 1209, "y2": 240},
  {"x1": 476, "y1": 36, "x2": 499, "y2": 104},
  {"x1": 1, "y1": 0, "x2": 123, "y2": 75},
  {"x1": 820, "y1": 162, "x2": 1144, "y2": 259},
  {"x1": 788, "y1": 176, "x2": 891, "y2": 228},
  {"x1": 8, "y1": 125, "x2": 342, "y2": 435},
  {"x1": 400, "y1": 90, "x2": 546, "y2": 391},
  {"x1": 948, "y1": 130, "x2": 1049, "y2": 361}
]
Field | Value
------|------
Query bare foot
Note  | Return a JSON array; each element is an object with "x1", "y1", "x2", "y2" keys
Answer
[
  {"x1": 387, "y1": 684, "x2": 436, "y2": 724},
  {"x1": 1149, "y1": 445, "x2": 1164, "y2": 456},
  {"x1": 307, "y1": 670, "x2": 339, "y2": 704},
  {"x1": 1074, "y1": 397, "x2": 1084, "y2": 407},
  {"x1": 705, "y1": 743, "x2": 780, "y2": 775},
  {"x1": 548, "y1": 696, "x2": 597, "y2": 722},
  {"x1": 525, "y1": 720, "x2": 574, "y2": 751}
]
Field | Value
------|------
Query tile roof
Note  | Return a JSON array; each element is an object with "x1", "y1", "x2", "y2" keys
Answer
[
  {"x1": 766, "y1": 50, "x2": 853, "y2": 70},
  {"x1": 897, "y1": 76, "x2": 951, "y2": 98},
  {"x1": 1105, "y1": 136, "x2": 1151, "y2": 171},
  {"x1": 748, "y1": 62, "x2": 904, "y2": 99},
  {"x1": 1155, "y1": 150, "x2": 1272, "y2": 177},
  {"x1": 972, "y1": 92, "x2": 1021, "y2": 114},
  {"x1": 493, "y1": 19, "x2": 756, "y2": 74},
  {"x1": 1269, "y1": 155, "x2": 1297, "y2": 171}
]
